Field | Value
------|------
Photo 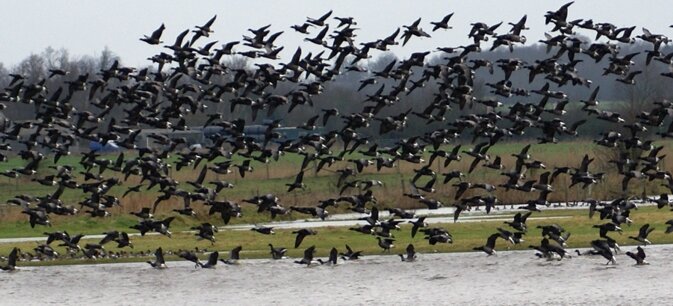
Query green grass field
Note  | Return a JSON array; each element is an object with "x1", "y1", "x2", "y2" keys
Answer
[
  {"x1": 1, "y1": 139, "x2": 673, "y2": 266},
  {"x1": 3, "y1": 205, "x2": 673, "y2": 266}
]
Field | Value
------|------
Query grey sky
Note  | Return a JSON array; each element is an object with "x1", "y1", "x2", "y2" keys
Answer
[{"x1": 2, "y1": 0, "x2": 672, "y2": 67}]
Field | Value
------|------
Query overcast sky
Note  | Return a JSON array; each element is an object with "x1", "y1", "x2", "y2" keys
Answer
[{"x1": 3, "y1": 0, "x2": 673, "y2": 67}]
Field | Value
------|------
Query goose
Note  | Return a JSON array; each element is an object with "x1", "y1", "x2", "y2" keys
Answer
[
  {"x1": 626, "y1": 246, "x2": 648, "y2": 265},
  {"x1": 220, "y1": 246, "x2": 242, "y2": 265},
  {"x1": 0, "y1": 248, "x2": 18, "y2": 271},
  {"x1": 665, "y1": 220, "x2": 673, "y2": 234},
  {"x1": 409, "y1": 217, "x2": 428, "y2": 238},
  {"x1": 191, "y1": 15, "x2": 217, "y2": 45},
  {"x1": 99, "y1": 231, "x2": 121, "y2": 246},
  {"x1": 474, "y1": 233, "x2": 501, "y2": 255},
  {"x1": 140, "y1": 24, "x2": 165, "y2": 45},
  {"x1": 201, "y1": 252, "x2": 219, "y2": 269},
  {"x1": 294, "y1": 245, "x2": 316, "y2": 266},
  {"x1": 291, "y1": 23, "x2": 313, "y2": 34},
  {"x1": 616, "y1": 71, "x2": 642, "y2": 85},
  {"x1": 122, "y1": 184, "x2": 145, "y2": 198},
  {"x1": 504, "y1": 212, "x2": 532, "y2": 232},
  {"x1": 376, "y1": 237, "x2": 395, "y2": 252},
  {"x1": 147, "y1": 247, "x2": 167, "y2": 269},
  {"x1": 430, "y1": 13, "x2": 454, "y2": 31},
  {"x1": 178, "y1": 250, "x2": 202, "y2": 268},
  {"x1": 398, "y1": 244, "x2": 417, "y2": 262},
  {"x1": 293, "y1": 229, "x2": 317, "y2": 248},
  {"x1": 131, "y1": 207, "x2": 154, "y2": 219},
  {"x1": 306, "y1": 10, "x2": 332, "y2": 27},
  {"x1": 192, "y1": 223, "x2": 218, "y2": 245},
  {"x1": 318, "y1": 247, "x2": 338, "y2": 265},
  {"x1": 112, "y1": 231, "x2": 134, "y2": 249},
  {"x1": 58, "y1": 234, "x2": 84, "y2": 253},
  {"x1": 441, "y1": 170, "x2": 464, "y2": 184},
  {"x1": 463, "y1": 142, "x2": 491, "y2": 173},
  {"x1": 290, "y1": 206, "x2": 329, "y2": 220},
  {"x1": 339, "y1": 244, "x2": 363, "y2": 260},
  {"x1": 401, "y1": 18, "x2": 431, "y2": 46},
  {"x1": 497, "y1": 228, "x2": 525, "y2": 245},
  {"x1": 153, "y1": 217, "x2": 175, "y2": 237},
  {"x1": 388, "y1": 208, "x2": 415, "y2": 219},
  {"x1": 251, "y1": 226, "x2": 275, "y2": 235},
  {"x1": 43, "y1": 231, "x2": 69, "y2": 245},
  {"x1": 590, "y1": 240, "x2": 617, "y2": 265},
  {"x1": 593, "y1": 222, "x2": 623, "y2": 238},
  {"x1": 286, "y1": 171, "x2": 306, "y2": 192},
  {"x1": 540, "y1": 238, "x2": 569, "y2": 259},
  {"x1": 580, "y1": 86, "x2": 600, "y2": 110},
  {"x1": 34, "y1": 244, "x2": 59, "y2": 258},
  {"x1": 629, "y1": 223, "x2": 654, "y2": 245},
  {"x1": 269, "y1": 244, "x2": 287, "y2": 259},
  {"x1": 22, "y1": 208, "x2": 51, "y2": 228}
]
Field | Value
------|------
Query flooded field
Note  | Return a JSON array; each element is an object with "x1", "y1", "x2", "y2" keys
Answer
[{"x1": 1, "y1": 244, "x2": 671, "y2": 305}]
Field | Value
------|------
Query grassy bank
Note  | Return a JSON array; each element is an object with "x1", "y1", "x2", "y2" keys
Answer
[
  {"x1": 1, "y1": 139, "x2": 672, "y2": 228},
  {"x1": 3, "y1": 205, "x2": 673, "y2": 267}
]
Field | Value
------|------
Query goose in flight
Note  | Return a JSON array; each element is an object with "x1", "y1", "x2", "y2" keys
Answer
[
  {"x1": 179, "y1": 250, "x2": 202, "y2": 268},
  {"x1": 146, "y1": 247, "x2": 167, "y2": 269},
  {"x1": 293, "y1": 228, "x2": 317, "y2": 248},
  {"x1": 474, "y1": 233, "x2": 501, "y2": 255},
  {"x1": 0, "y1": 247, "x2": 18, "y2": 271},
  {"x1": 339, "y1": 244, "x2": 363, "y2": 260},
  {"x1": 294, "y1": 245, "x2": 316, "y2": 266},
  {"x1": 376, "y1": 237, "x2": 395, "y2": 252},
  {"x1": 430, "y1": 13, "x2": 454, "y2": 31},
  {"x1": 269, "y1": 244, "x2": 287, "y2": 260},
  {"x1": 220, "y1": 246, "x2": 242, "y2": 265},
  {"x1": 591, "y1": 239, "x2": 617, "y2": 265},
  {"x1": 140, "y1": 23, "x2": 166, "y2": 45},
  {"x1": 318, "y1": 247, "x2": 338, "y2": 265},
  {"x1": 626, "y1": 246, "x2": 648, "y2": 265},
  {"x1": 629, "y1": 223, "x2": 654, "y2": 245},
  {"x1": 398, "y1": 244, "x2": 417, "y2": 262},
  {"x1": 201, "y1": 252, "x2": 219, "y2": 269}
]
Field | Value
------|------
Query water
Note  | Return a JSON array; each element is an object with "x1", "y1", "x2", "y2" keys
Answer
[{"x1": 1, "y1": 244, "x2": 672, "y2": 305}]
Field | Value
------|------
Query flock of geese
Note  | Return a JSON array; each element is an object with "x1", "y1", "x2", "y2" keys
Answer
[{"x1": 3, "y1": 2, "x2": 673, "y2": 271}]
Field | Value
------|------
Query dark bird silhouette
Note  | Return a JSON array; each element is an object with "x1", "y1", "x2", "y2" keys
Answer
[
  {"x1": 178, "y1": 250, "x2": 202, "y2": 268},
  {"x1": 377, "y1": 236, "x2": 395, "y2": 252},
  {"x1": 505, "y1": 212, "x2": 532, "y2": 232},
  {"x1": 626, "y1": 246, "x2": 648, "y2": 265},
  {"x1": 0, "y1": 247, "x2": 18, "y2": 271},
  {"x1": 269, "y1": 244, "x2": 287, "y2": 259},
  {"x1": 201, "y1": 251, "x2": 219, "y2": 269},
  {"x1": 474, "y1": 233, "x2": 501, "y2": 255},
  {"x1": 398, "y1": 243, "x2": 417, "y2": 262},
  {"x1": 339, "y1": 244, "x2": 363, "y2": 260},
  {"x1": 294, "y1": 245, "x2": 317, "y2": 266},
  {"x1": 431, "y1": 13, "x2": 454, "y2": 31},
  {"x1": 146, "y1": 247, "x2": 167, "y2": 269},
  {"x1": 591, "y1": 239, "x2": 617, "y2": 265},
  {"x1": 140, "y1": 23, "x2": 166, "y2": 45},
  {"x1": 409, "y1": 216, "x2": 428, "y2": 238},
  {"x1": 629, "y1": 223, "x2": 654, "y2": 245},
  {"x1": 220, "y1": 246, "x2": 243, "y2": 265},
  {"x1": 251, "y1": 226, "x2": 275, "y2": 235},
  {"x1": 293, "y1": 228, "x2": 317, "y2": 248},
  {"x1": 318, "y1": 247, "x2": 338, "y2": 265}
]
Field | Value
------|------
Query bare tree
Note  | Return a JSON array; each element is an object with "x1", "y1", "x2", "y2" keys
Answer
[{"x1": 615, "y1": 63, "x2": 669, "y2": 122}]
